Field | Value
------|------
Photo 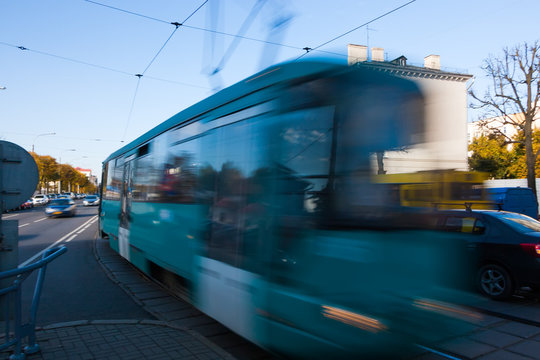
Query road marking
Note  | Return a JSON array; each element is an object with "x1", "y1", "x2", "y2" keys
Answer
[
  {"x1": 34, "y1": 218, "x2": 47, "y2": 223},
  {"x1": 76, "y1": 225, "x2": 91, "y2": 234},
  {"x1": 76, "y1": 218, "x2": 98, "y2": 233},
  {"x1": 19, "y1": 215, "x2": 98, "y2": 267},
  {"x1": 3, "y1": 214, "x2": 19, "y2": 219},
  {"x1": 19, "y1": 223, "x2": 30, "y2": 228},
  {"x1": 65, "y1": 234, "x2": 77, "y2": 243}
]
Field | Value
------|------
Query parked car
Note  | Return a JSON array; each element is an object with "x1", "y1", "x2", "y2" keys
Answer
[
  {"x1": 430, "y1": 208, "x2": 540, "y2": 300},
  {"x1": 45, "y1": 199, "x2": 76, "y2": 217},
  {"x1": 20, "y1": 199, "x2": 34, "y2": 210},
  {"x1": 83, "y1": 195, "x2": 100, "y2": 206},
  {"x1": 32, "y1": 194, "x2": 49, "y2": 206},
  {"x1": 485, "y1": 187, "x2": 538, "y2": 219}
]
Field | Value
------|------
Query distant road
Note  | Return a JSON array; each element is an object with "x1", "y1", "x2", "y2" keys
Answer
[{"x1": 3, "y1": 203, "x2": 152, "y2": 326}]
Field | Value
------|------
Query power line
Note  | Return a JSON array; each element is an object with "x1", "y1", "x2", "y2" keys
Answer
[
  {"x1": 0, "y1": 40, "x2": 209, "y2": 89},
  {"x1": 139, "y1": 0, "x2": 208, "y2": 76},
  {"x1": 141, "y1": 26, "x2": 180, "y2": 75},
  {"x1": 0, "y1": 40, "x2": 132, "y2": 76},
  {"x1": 296, "y1": 0, "x2": 417, "y2": 61},
  {"x1": 123, "y1": 75, "x2": 142, "y2": 141},
  {"x1": 83, "y1": 0, "x2": 301, "y2": 51},
  {"x1": 121, "y1": 0, "x2": 208, "y2": 140},
  {"x1": 182, "y1": 0, "x2": 209, "y2": 24},
  {"x1": 83, "y1": 0, "x2": 170, "y2": 25}
]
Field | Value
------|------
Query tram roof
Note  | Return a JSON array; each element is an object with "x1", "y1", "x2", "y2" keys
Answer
[
  {"x1": 104, "y1": 58, "x2": 419, "y2": 164},
  {"x1": 104, "y1": 59, "x2": 347, "y2": 163}
]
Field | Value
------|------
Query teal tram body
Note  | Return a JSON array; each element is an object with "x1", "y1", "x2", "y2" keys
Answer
[{"x1": 100, "y1": 60, "x2": 478, "y2": 358}]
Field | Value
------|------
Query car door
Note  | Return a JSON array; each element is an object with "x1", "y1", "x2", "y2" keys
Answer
[{"x1": 439, "y1": 214, "x2": 488, "y2": 285}]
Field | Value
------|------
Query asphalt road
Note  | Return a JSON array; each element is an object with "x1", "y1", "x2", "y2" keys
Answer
[{"x1": 2, "y1": 202, "x2": 152, "y2": 326}]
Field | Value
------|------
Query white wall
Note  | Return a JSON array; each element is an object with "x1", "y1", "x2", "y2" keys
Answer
[{"x1": 383, "y1": 77, "x2": 470, "y2": 173}]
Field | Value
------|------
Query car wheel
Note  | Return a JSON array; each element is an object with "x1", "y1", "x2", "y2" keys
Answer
[{"x1": 477, "y1": 264, "x2": 514, "y2": 300}]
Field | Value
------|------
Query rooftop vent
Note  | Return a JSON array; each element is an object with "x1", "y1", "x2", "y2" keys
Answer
[
  {"x1": 371, "y1": 47, "x2": 384, "y2": 62},
  {"x1": 424, "y1": 54, "x2": 440, "y2": 70},
  {"x1": 348, "y1": 44, "x2": 368, "y2": 65}
]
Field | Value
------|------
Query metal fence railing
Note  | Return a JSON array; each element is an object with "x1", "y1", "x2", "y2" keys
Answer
[{"x1": 1, "y1": 246, "x2": 67, "y2": 360}]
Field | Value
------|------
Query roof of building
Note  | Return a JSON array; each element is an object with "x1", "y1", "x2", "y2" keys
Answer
[{"x1": 353, "y1": 58, "x2": 473, "y2": 82}]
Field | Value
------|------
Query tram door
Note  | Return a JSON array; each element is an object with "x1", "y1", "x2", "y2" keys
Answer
[{"x1": 118, "y1": 158, "x2": 134, "y2": 261}]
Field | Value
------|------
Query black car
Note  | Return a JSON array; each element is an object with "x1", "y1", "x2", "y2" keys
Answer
[
  {"x1": 431, "y1": 209, "x2": 540, "y2": 300},
  {"x1": 45, "y1": 199, "x2": 77, "y2": 217}
]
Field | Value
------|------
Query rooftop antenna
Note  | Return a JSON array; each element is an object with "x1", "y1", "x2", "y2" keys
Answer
[{"x1": 366, "y1": 25, "x2": 377, "y2": 60}]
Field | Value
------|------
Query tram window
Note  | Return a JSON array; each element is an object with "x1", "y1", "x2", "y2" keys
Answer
[
  {"x1": 159, "y1": 136, "x2": 199, "y2": 204},
  {"x1": 201, "y1": 115, "x2": 271, "y2": 271},
  {"x1": 133, "y1": 151, "x2": 160, "y2": 202},
  {"x1": 275, "y1": 106, "x2": 335, "y2": 215},
  {"x1": 105, "y1": 159, "x2": 122, "y2": 200}
]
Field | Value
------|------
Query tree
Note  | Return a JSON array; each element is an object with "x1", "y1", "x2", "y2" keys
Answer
[
  {"x1": 57, "y1": 164, "x2": 77, "y2": 192},
  {"x1": 468, "y1": 134, "x2": 516, "y2": 178},
  {"x1": 31, "y1": 152, "x2": 59, "y2": 193},
  {"x1": 470, "y1": 41, "x2": 540, "y2": 197}
]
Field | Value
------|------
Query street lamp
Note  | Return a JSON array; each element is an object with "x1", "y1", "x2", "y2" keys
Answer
[
  {"x1": 59, "y1": 149, "x2": 76, "y2": 164},
  {"x1": 32, "y1": 132, "x2": 56, "y2": 153}
]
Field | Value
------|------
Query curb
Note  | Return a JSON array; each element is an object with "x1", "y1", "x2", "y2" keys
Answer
[{"x1": 91, "y1": 232, "x2": 238, "y2": 360}]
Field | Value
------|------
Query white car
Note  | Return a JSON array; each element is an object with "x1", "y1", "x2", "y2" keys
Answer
[
  {"x1": 32, "y1": 194, "x2": 49, "y2": 206},
  {"x1": 83, "y1": 195, "x2": 100, "y2": 206}
]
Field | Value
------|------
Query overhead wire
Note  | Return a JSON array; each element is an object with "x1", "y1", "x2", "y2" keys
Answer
[
  {"x1": 82, "y1": 0, "x2": 415, "y2": 61},
  {"x1": 295, "y1": 0, "x2": 417, "y2": 61},
  {"x1": 0, "y1": 40, "x2": 132, "y2": 76},
  {"x1": 0, "y1": 40, "x2": 209, "y2": 89},
  {"x1": 83, "y1": 0, "x2": 170, "y2": 25},
  {"x1": 141, "y1": 26, "x2": 180, "y2": 76},
  {"x1": 119, "y1": 0, "x2": 208, "y2": 141},
  {"x1": 83, "y1": 0, "x2": 302, "y2": 51},
  {"x1": 123, "y1": 75, "x2": 143, "y2": 141}
]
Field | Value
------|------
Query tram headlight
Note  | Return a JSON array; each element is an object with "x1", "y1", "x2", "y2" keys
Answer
[{"x1": 321, "y1": 305, "x2": 387, "y2": 333}]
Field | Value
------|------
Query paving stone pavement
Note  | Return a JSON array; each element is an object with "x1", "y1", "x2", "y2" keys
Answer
[
  {"x1": 6, "y1": 234, "x2": 540, "y2": 360},
  {"x1": 2, "y1": 320, "x2": 235, "y2": 360}
]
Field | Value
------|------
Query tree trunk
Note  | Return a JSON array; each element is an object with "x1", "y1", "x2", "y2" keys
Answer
[{"x1": 524, "y1": 119, "x2": 538, "y2": 201}]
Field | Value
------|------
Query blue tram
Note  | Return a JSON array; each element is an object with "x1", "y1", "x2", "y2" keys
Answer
[{"x1": 100, "y1": 60, "x2": 478, "y2": 358}]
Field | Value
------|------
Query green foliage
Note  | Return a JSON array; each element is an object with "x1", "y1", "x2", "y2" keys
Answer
[
  {"x1": 30, "y1": 152, "x2": 96, "y2": 193},
  {"x1": 469, "y1": 130, "x2": 540, "y2": 179}
]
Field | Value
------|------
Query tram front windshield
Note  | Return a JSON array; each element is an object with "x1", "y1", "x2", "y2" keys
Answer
[{"x1": 277, "y1": 72, "x2": 425, "y2": 227}]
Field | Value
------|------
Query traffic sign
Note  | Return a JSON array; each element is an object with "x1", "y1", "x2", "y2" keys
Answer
[{"x1": 0, "y1": 141, "x2": 39, "y2": 211}]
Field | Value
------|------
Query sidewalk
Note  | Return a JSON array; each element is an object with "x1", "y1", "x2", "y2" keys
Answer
[
  {"x1": 2, "y1": 320, "x2": 235, "y2": 360},
  {"x1": 6, "y1": 233, "x2": 540, "y2": 359},
  {"x1": 1, "y1": 234, "x2": 241, "y2": 360}
]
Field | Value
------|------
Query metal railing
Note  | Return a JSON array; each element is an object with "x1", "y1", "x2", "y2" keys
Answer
[{"x1": 1, "y1": 246, "x2": 67, "y2": 360}]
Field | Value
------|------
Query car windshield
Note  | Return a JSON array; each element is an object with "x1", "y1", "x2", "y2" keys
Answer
[
  {"x1": 86, "y1": 196, "x2": 97, "y2": 200},
  {"x1": 50, "y1": 199, "x2": 71, "y2": 206},
  {"x1": 490, "y1": 212, "x2": 540, "y2": 233}
]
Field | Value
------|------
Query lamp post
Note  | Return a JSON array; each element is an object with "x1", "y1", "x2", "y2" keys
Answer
[
  {"x1": 59, "y1": 149, "x2": 76, "y2": 164},
  {"x1": 32, "y1": 132, "x2": 56, "y2": 153}
]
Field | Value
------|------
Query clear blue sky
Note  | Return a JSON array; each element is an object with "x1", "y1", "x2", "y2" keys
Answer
[{"x1": 1, "y1": 0, "x2": 538, "y2": 181}]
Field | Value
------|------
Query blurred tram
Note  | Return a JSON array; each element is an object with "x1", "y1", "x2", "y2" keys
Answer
[{"x1": 100, "y1": 60, "x2": 479, "y2": 358}]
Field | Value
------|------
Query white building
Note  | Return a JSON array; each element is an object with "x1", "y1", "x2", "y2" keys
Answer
[
  {"x1": 348, "y1": 44, "x2": 473, "y2": 174},
  {"x1": 468, "y1": 111, "x2": 540, "y2": 147}
]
